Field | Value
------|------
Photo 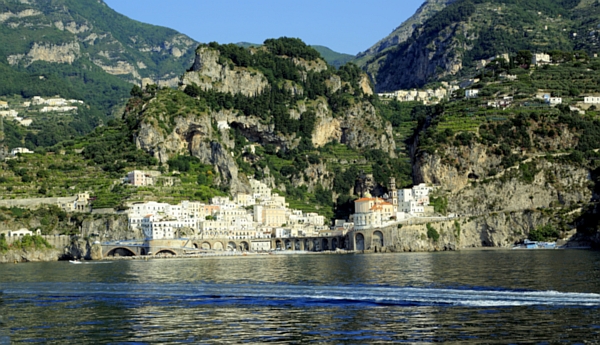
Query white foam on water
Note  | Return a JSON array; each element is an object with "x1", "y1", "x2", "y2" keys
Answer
[{"x1": 2, "y1": 283, "x2": 600, "y2": 307}]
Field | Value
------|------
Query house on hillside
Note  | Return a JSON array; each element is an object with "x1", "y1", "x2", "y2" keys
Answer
[
  {"x1": 465, "y1": 89, "x2": 480, "y2": 99},
  {"x1": 532, "y1": 53, "x2": 551, "y2": 65},
  {"x1": 584, "y1": 96, "x2": 600, "y2": 104}
]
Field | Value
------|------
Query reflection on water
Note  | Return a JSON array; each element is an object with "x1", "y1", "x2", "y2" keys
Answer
[{"x1": 0, "y1": 250, "x2": 599, "y2": 343}]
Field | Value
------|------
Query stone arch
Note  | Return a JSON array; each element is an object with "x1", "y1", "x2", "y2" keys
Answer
[
  {"x1": 304, "y1": 239, "x2": 310, "y2": 251},
  {"x1": 156, "y1": 249, "x2": 176, "y2": 256},
  {"x1": 140, "y1": 248, "x2": 146, "y2": 255},
  {"x1": 213, "y1": 242, "x2": 224, "y2": 251},
  {"x1": 338, "y1": 237, "x2": 348, "y2": 249},
  {"x1": 355, "y1": 233, "x2": 365, "y2": 251},
  {"x1": 193, "y1": 243, "x2": 198, "y2": 249},
  {"x1": 331, "y1": 238, "x2": 338, "y2": 250},
  {"x1": 239, "y1": 241, "x2": 249, "y2": 251},
  {"x1": 373, "y1": 231, "x2": 384, "y2": 248},
  {"x1": 284, "y1": 239, "x2": 292, "y2": 250},
  {"x1": 201, "y1": 242, "x2": 211, "y2": 250},
  {"x1": 322, "y1": 238, "x2": 329, "y2": 251},
  {"x1": 227, "y1": 241, "x2": 237, "y2": 251},
  {"x1": 275, "y1": 240, "x2": 282, "y2": 250},
  {"x1": 313, "y1": 239, "x2": 320, "y2": 251},
  {"x1": 294, "y1": 239, "x2": 301, "y2": 251},
  {"x1": 107, "y1": 247, "x2": 136, "y2": 257}
]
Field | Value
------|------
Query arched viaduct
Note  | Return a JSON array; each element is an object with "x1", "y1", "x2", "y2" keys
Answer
[{"x1": 102, "y1": 220, "x2": 454, "y2": 258}]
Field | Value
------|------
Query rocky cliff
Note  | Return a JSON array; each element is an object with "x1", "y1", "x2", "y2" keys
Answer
[
  {"x1": 181, "y1": 47, "x2": 269, "y2": 97},
  {"x1": 1, "y1": 0, "x2": 198, "y2": 87},
  {"x1": 0, "y1": 248, "x2": 63, "y2": 263},
  {"x1": 130, "y1": 42, "x2": 397, "y2": 195},
  {"x1": 356, "y1": 0, "x2": 456, "y2": 66},
  {"x1": 364, "y1": 0, "x2": 590, "y2": 91}
]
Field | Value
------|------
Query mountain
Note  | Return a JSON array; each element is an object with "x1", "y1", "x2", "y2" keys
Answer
[
  {"x1": 236, "y1": 42, "x2": 354, "y2": 69},
  {"x1": 310, "y1": 45, "x2": 354, "y2": 68},
  {"x1": 0, "y1": 0, "x2": 198, "y2": 86},
  {"x1": 125, "y1": 38, "x2": 406, "y2": 219},
  {"x1": 0, "y1": 0, "x2": 199, "y2": 142},
  {"x1": 365, "y1": 0, "x2": 599, "y2": 92},
  {"x1": 355, "y1": 0, "x2": 456, "y2": 67}
]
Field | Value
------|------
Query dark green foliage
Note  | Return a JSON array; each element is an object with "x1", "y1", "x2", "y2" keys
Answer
[
  {"x1": 426, "y1": 223, "x2": 440, "y2": 242},
  {"x1": 0, "y1": 234, "x2": 8, "y2": 252},
  {"x1": 364, "y1": 149, "x2": 413, "y2": 187},
  {"x1": 519, "y1": 162, "x2": 538, "y2": 184},
  {"x1": 263, "y1": 37, "x2": 320, "y2": 61},
  {"x1": 314, "y1": 185, "x2": 333, "y2": 206},
  {"x1": 528, "y1": 224, "x2": 560, "y2": 241},
  {"x1": 332, "y1": 165, "x2": 359, "y2": 195},
  {"x1": 9, "y1": 234, "x2": 53, "y2": 250},
  {"x1": 431, "y1": 196, "x2": 448, "y2": 215},
  {"x1": 81, "y1": 120, "x2": 158, "y2": 173},
  {"x1": 335, "y1": 194, "x2": 356, "y2": 220}
]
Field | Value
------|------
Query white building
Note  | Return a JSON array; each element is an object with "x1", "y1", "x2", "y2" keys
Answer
[
  {"x1": 396, "y1": 183, "x2": 434, "y2": 216},
  {"x1": 251, "y1": 240, "x2": 272, "y2": 251},
  {"x1": 128, "y1": 200, "x2": 205, "y2": 234},
  {"x1": 465, "y1": 89, "x2": 480, "y2": 99},
  {"x1": 584, "y1": 96, "x2": 600, "y2": 104},
  {"x1": 532, "y1": 53, "x2": 551, "y2": 65},
  {"x1": 10, "y1": 147, "x2": 34, "y2": 156},
  {"x1": 250, "y1": 178, "x2": 271, "y2": 200},
  {"x1": 142, "y1": 215, "x2": 176, "y2": 240},
  {"x1": 548, "y1": 97, "x2": 562, "y2": 106},
  {"x1": 126, "y1": 170, "x2": 153, "y2": 186}
]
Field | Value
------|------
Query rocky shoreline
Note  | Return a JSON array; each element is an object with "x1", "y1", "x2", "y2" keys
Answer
[{"x1": 0, "y1": 248, "x2": 64, "y2": 264}]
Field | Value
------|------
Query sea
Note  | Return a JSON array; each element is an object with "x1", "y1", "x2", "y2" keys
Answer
[{"x1": 0, "y1": 249, "x2": 599, "y2": 344}]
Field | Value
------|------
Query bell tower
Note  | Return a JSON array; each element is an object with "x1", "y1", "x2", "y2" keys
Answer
[{"x1": 389, "y1": 177, "x2": 398, "y2": 212}]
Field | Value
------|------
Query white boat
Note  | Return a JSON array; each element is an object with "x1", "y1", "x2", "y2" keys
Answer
[{"x1": 69, "y1": 260, "x2": 82, "y2": 264}]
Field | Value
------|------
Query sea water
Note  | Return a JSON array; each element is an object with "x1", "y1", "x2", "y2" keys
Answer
[{"x1": 0, "y1": 250, "x2": 599, "y2": 343}]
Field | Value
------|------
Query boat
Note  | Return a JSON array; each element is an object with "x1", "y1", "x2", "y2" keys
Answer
[
  {"x1": 512, "y1": 239, "x2": 557, "y2": 249},
  {"x1": 69, "y1": 260, "x2": 82, "y2": 264}
]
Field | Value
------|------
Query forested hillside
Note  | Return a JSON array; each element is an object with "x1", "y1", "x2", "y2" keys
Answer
[
  {"x1": 0, "y1": 0, "x2": 198, "y2": 146},
  {"x1": 123, "y1": 38, "x2": 410, "y2": 220},
  {"x1": 365, "y1": 0, "x2": 600, "y2": 91}
]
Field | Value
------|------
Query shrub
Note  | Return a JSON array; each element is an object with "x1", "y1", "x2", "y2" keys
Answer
[
  {"x1": 528, "y1": 224, "x2": 560, "y2": 241},
  {"x1": 426, "y1": 223, "x2": 440, "y2": 242}
]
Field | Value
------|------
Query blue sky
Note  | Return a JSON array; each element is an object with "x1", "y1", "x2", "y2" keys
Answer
[{"x1": 103, "y1": 0, "x2": 425, "y2": 55}]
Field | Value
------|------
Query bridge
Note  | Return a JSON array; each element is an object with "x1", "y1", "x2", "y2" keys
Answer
[
  {"x1": 101, "y1": 235, "x2": 350, "y2": 258},
  {"x1": 100, "y1": 223, "x2": 434, "y2": 258}
]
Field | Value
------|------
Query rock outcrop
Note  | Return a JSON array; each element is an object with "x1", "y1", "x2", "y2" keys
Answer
[
  {"x1": 132, "y1": 44, "x2": 397, "y2": 193},
  {"x1": 0, "y1": 248, "x2": 62, "y2": 263},
  {"x1": 181, "y1": 47, "x2": 269, "y2": 97}
]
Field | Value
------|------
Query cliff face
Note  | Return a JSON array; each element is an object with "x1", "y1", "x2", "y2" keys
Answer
[
  {"x1": 131, "y1": 44, "x2": 397, "y2": 194},
  {"x1": 0, "y1": 248, "x2": 62, "y2": 263},
  {"x1": 411, "y1": 120, "x2": 594, "y2": 247},
  {"x1": 1, "y1": 0, "x2": 198, "y2": 87},
  {"x1": 365, "y1": 0, "x2": 588, "y2": 91},
  {"x1": 356, "y1": 0, "x2": 456, "y2": 65},
  {"x1": 181, "y1": 47, "x2": 269, "y2": 97}
]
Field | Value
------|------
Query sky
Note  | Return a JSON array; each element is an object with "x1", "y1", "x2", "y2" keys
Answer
[{"x1": 103, "y1": 0, "x2": 425, "y2": 55}]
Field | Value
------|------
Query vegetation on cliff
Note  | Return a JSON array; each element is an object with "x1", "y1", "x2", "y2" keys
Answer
[
  {"x1": 0, "y1": 233, "x2": 52, "y2": 253},
  {"x1": 408, "y1": 51, "x2": 600, "y2": 241},
  {"x1": 365, "y1": 0, "x2": 600, "y2": 91}
]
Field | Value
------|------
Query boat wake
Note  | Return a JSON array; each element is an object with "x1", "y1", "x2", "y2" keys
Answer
[{"x1": 2, "y1": 283, "x2": 600, "y2": 308}]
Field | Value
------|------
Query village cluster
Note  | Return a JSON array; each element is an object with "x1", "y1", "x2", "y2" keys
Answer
[
  {"x1": 378, "y1": 52, "x2": 600, "y2": 112},
  {"x1": 0, "y1": 96, "x2": 83, "y2": 128},
  {"x1": 125, "y1": 172, "x2": 435, "y2": 241}
]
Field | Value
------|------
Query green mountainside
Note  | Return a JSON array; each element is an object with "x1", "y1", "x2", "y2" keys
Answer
[
  {"x1": 355, "y1": 0, "x2": 456, "y2": 67},
  {"x1": 0, "y1": 0, "x2": 198, "y2": 146},
  {"x1": 310, "y1": 45, "x2": 354, "y2": 68},
  {"x1": 236, "y1": 42, "x2": 354, "y2": 68},
  {"x1": 365, "y1": 0, "x2": 600, "y2": 91}
]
